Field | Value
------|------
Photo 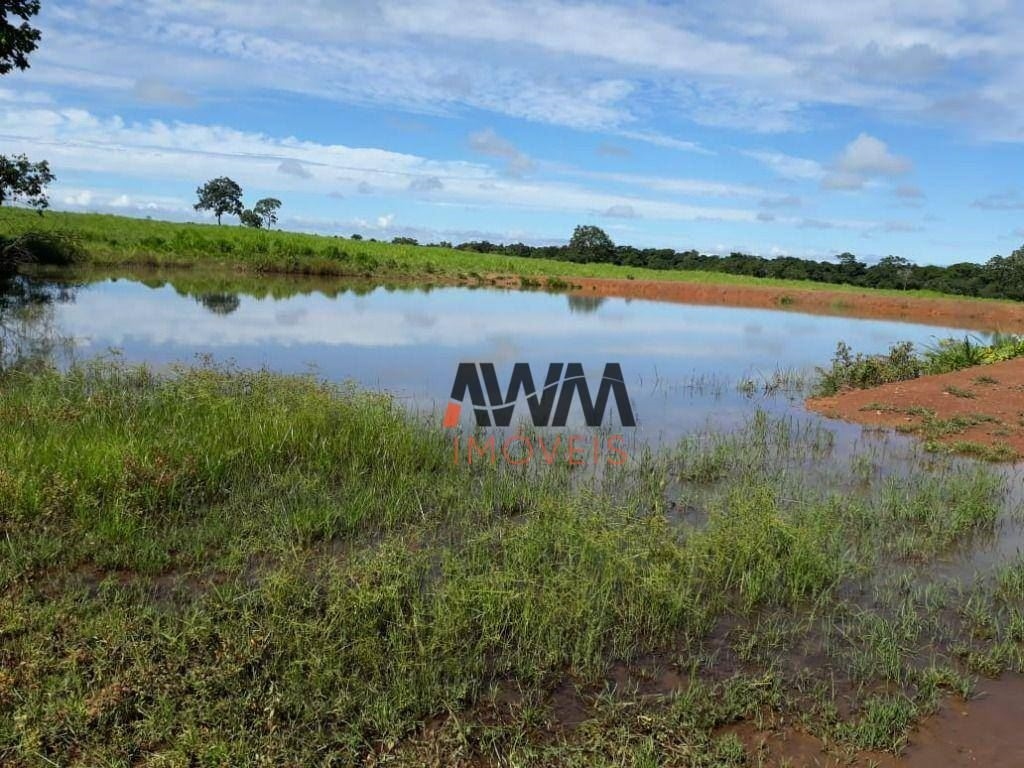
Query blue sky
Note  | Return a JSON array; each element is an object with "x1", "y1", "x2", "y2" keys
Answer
[{"x1": 2, "y1": 0, "x2": 1024, "y2": 265}]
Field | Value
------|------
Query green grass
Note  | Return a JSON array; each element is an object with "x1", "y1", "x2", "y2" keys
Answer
[
  {"x1": 814, "y1": 335, "x2": 1024, "y2": 396},
  {"x1": 1, "y1": 207, "x2": 1012, "y2": 302},
  {"x1": 3, "y1": 360, "x2": 1024, "y2": 765}
]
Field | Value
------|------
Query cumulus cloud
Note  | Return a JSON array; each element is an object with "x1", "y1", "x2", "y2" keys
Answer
[
  {"x1": 822, "y1": 133, "x2": 911, "y2": 190},
  {"x1": 836, "y1": 134, "x2": 911, "y2": 176}
]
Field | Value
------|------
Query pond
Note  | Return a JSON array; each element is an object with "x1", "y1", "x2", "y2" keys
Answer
[{"x1": 4, "y1": 269, "x2": 983, "y2": 447}]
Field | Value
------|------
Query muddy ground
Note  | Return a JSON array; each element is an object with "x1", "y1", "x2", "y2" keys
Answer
[
  {"x1": 807, "y1": 357, "x2": 1024, "y2": 459},
  {"x1": 723, "y1": 673, "x2": 1024, "y2": 766}
]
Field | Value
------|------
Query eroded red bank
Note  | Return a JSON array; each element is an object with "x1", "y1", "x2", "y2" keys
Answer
[
  {"x1": 806, "y1": 356, "x2": 1024, "y2": 459},
  {"x1": 565, "y1": 276, "x2": 1024, "y2": 333}
]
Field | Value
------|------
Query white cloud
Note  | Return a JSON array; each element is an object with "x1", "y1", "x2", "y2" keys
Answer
[
  {"x1": 56, "y1": 185, "x2": 195, "y2": 217},
  {"x1": 835, "y1": 133, "x2": 911, "y2": 176},
  {"x1": 821, "y1": 133, "x2": 911, "y2": 191},
  {"x1": 34, "y1": 0, "x2": 1024, "y2": 144},
  {"x1": 62, "y1": 190, "x2": 92, "y2": 206},
  {"x1": 743, "y1": 150, "x2": 824, "y2": 181},
  {"x1": 0, "y1": 106, "x2": 767, "y2": 226}
]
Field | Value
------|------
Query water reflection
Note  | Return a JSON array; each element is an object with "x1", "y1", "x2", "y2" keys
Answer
[
  {"x1": 8, "y1": 268, "x2": 984, "y2": 447},
  {"x1": 566, "y1": 295, "x2": 606, "y2": 314},
  {"x1": 0, "y1": 275, "x2": 77, "y2": 371},
  {"x1": 196, "y1": 292, "x2": 241, "y2": 316}
]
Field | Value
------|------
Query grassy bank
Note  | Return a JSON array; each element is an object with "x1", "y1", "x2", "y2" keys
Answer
[
  {"x1": 815, "y1": 335, "x2": 1024, "y2": 396},
  {"x1": 0, "y1": 207, "x2": 1006, "y2": 302},
  {"x1": 3, "y1": 360, "x2": 1024, "y2": 765}
]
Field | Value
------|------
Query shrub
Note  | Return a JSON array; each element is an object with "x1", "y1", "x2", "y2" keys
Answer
[
  {"x1": 0, "y1": 231, "x2": 84, "y2": 273},
  {"x1": 816, "y1": 341, "x2": 921, "y2": 395}
]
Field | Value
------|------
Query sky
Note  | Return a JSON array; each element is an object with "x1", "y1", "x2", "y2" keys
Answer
[{"x1": 2, "y1": 0, "x2": 1024, "y2": 265}]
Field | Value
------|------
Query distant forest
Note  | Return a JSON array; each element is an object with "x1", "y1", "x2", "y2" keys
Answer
[{"x1": 422, "y1": 225, "x2": 1024, "y2": 301}]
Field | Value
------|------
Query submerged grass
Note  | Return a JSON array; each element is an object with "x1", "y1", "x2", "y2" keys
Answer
[{"x1": 2, "y1": 361, "x2": 1023, "y2": 765}]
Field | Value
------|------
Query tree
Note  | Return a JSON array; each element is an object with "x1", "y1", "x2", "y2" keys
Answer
[
  {"x1": 0, "y1": 154, "x2": 53, "y2": 211},
  {"x1": 568, "y1": 225, "x2": 614, "y2": 262},
  {"x1": 0, "y1": 4, "x2": 51, "y2": 222},
  {"x1": 194, "y1": 177, "x2": 244, "y2": 224},
  {"x1": 239, "y1": 209, "x2": 262, "y2": 228},
  {"x1": 873, "y1": 255, "x2": 915, "y2": 290},
  {"x1": 834, "y1": 251, "x2": 866, "y2": 283},
  {"x1": 1, "y1": 0, "x2": 41, "y2": 75},
  {"x1": 253, "y1": 197, "x2": 281, "y2": 228}
]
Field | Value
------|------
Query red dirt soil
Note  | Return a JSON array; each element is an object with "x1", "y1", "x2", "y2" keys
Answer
[
  {"x1": 568, "y1": 276, "x2": 1024, "y2": 333},
  {"x1": 807, "y1": 357, "x2": 1024, "y2": 459}
]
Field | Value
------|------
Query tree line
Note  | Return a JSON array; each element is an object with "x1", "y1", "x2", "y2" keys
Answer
[{"x1": 443, "y1": 225, "x2": 1024, "y2": 302}]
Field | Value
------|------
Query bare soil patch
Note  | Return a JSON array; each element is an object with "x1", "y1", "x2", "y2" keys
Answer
[{"x1": 807, "y1": 357, "x2": 1024, "y2": 459}]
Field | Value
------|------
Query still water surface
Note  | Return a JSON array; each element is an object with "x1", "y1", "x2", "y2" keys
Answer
[{"x1": 40, "y1": 274, "x2": 981, "y2": 445}]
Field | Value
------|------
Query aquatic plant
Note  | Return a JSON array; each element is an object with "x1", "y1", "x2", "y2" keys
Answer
[{"x1": 2, "y1": 360, "x2": 1021, "y2": 764}]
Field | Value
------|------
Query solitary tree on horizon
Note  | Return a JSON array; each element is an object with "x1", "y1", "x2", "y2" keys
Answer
[
  {"x1": 194, "y1": 177, "x2": 244, "y2": 225},
  {"x1": 568, "y1": 224, "x2": 615, "y2": 263}
]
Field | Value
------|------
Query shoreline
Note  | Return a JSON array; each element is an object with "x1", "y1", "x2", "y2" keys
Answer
[
  {"x1": 807, "y1": 356, "x2": 1024, "y2": 460},
  {"x1": 569, "y1": 276, "x2": 1024, "y2": 334}
]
